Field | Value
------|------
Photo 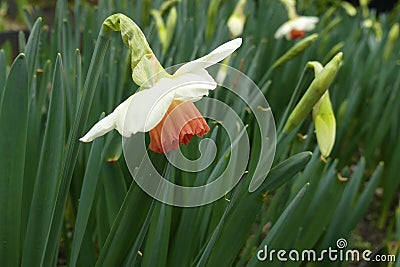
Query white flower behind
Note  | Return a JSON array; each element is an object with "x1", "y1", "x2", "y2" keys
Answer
[
  {"x1": 275, "y1": 16, "x2": 319, "y2": 40},
  {"x1": 275, "y1": 0, "x2": 319, "y2": 40}
]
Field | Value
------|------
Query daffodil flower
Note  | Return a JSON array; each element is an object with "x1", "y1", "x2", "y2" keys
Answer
[
  {"x1": 274, "y1": 16, "x2": 319, "y2": 40},
  {"x1": 275, "y1": 0, "x2": 318, "y2": 40},
  {"x1": 80, "y1": 37, "x2": 242, "y2": 153}
]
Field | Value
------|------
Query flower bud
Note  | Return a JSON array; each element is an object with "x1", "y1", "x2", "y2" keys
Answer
[
  {"x1": 272, "y1": 34, "x2": 318, "y2": 69},
  {"x1": 323, "y1": 42, "x2": 344, "y2": 64},
  {"x1": 151, "y1": 7, "x2": 177, "y2": 53},
  {"x1": 313, "y1": 91, "x2": 336, "y2": 157},
  {"x1": 283, "y1": 52, "x2": 342, "y2": 133},
  {"x1": 227, "y1": 0, "x2": 247, "y2": 38},
  {"x1": 384, "y1": 23, "x2": 399, "y2": 60},
  {"x1": 340, "y1": 1, "x2": 357, "y2": 16}
]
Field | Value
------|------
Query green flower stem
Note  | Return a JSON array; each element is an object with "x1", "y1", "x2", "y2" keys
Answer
[{"x1": 43, "y1": 25, "x2": 112, "y2": 264}]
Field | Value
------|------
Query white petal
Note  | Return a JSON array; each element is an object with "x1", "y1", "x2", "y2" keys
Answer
[
  {"x1": 80, "y1": 69, "x2": 217, "y2": 142},
  {"x1": 173, "y1": 69, "x2": 217, "y2": 101},
  {"x1": 122, "y1": 91, "x2": 173, "y2": 136},
  {"x1": 294, "y1": 16, "x2": 319, "y2": 31},
  {"x1": 122, "y1": 72, "x2": 216, "y2": 136},
  {"x1": 274, "y1": 21, "x2": 293, "y2": 39},
  {"x1": 80, "y1": 95, "x2": 134, "y2": 142},
  {"x1": 112, "y1": 95, "x2": 136, "y2": 135},
  {"x1": 174, "y1": 38, "x2": 242, "y2": 75},
  {"x1": 274, "y1": 16, "x2": 319, "y2": 39},
  {"x1": 79, "y1": 113, "x2": 117, "y2": 142}
]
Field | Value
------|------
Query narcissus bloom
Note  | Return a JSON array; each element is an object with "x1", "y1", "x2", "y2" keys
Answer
[
  {"x1": 274, "y1": 16, "x2": 319, "y2": 40},
  {"x1": 80, "y1": 38, "x2": 242, "y2": 153}
]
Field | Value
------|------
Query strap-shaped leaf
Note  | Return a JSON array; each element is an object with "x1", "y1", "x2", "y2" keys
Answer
[
  {"x1": 0, "y1": 54, "x2": 28, "y2": 266},
  {"x1": 21, "y1": 55, "x2": 65, "y2": 267},
  {"x1": 69, "y1": 114, "x2": 105, "y2": 267}
]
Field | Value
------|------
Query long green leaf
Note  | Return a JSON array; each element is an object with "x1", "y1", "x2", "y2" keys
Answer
[
  {"x1": 142, "y1": 173, "x2": 174, "y2": 267},
  {"x1": 121, "y1": 198, "x2": 158, "y2": 267},
  {"x1": 69, "y1": 114, "x2": 105, "y2": 267},
  {"x1": 289, "y1": 160, "x2": 344, "y2": 261},
  {"x1": 194, "y1": 179, "x2": 244, "y2": 267},
  {"x1": 347, "y1": 162, "x2": 383, "y2": 230},
  {"x1": 43, "y1": 27, "x2": 111, "y2": 263},
  {"x1": 246, "y1": 184, "x2": 309, "y2": 267},
  {"x1": 0, "y1": 49, "x2": 5, "y2": 105},
  {"x1": 24, "y1": 17, "x2": 42, "y2": 81},
  {"x1": 101, "y1": 162, "x2": 127, "y2": 225},
  {"x1": 18, "y1": 31, "x2": 26, "y2": 53},
  {"x1": 21, "y1": 17, "x2": 44, "y2": 241},
  {"x1": 95, "y1": 182, "x2": 153, "y2": 266},
  {"x1": 0, "y1": 54, "x2": 29, "y2": 266},
  {"x1": 21, "y1": 54, "x2": 65, "y2": 267},
  {"x1": 322, "y1": 158, "x2": 366, "y2": 246},
  {"x1": 205, "y1": 152, "x2": 312, "y2": 266}
]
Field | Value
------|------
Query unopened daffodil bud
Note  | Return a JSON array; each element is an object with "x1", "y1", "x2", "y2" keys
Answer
[
  {"x1": 227, "y1": 0, "x2": 247, "y2": 38},
  {"x1": 384, "y1": 23, "x2": 399, "y2": 60},
  {"x1": 360, "y1": 0, "x2": 370, "y2": 17},
  {"x1": 283, "y1": 52, "x2": 342, "y2": 133},
  {"x1": 323, "y1": 42, "x2": 344, "y2": 64},
  {"x1": 272, "y1": 33, "x2": 318, "y2": 69},
  {"x1": 151, "y1": 7, "x2": 177, "y2": 53},
  {"x1": 159, "y1": 0, "x2": 181, "y2": 16},
  {"x1": 313, "y1": 91, "x2": 336, "y2": 158},
  {"x1": 307, "y1": 61, "x2": 323, "y2": 75},
  {"x1": 362, "y1": 18, "x2": 383, "y2": 40},
  {"x1": 319, "y1": 17, "x2": 342, "y2": 38},
  {"x1": 340, "y1": 1, "x2": 357, "y2": 16}
]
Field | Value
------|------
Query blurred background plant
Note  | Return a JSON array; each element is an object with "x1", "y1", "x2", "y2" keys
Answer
[{"x1": 0, "y1": 0, "x2": 399, "y2": 266}]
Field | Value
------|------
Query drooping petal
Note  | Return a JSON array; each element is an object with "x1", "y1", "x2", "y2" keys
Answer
[
  {"x1": 79, "y1": 95, "x2": 134, "y2": 141},
  {"x1": 79, "y1": 113, "x2": 117, "y2": 142},
  {"x1": 174, "y1": 38, "x2": 242, "y2": 75}
]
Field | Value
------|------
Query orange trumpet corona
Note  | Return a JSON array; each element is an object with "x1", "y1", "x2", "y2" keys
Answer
[{"x1": 149, "y1": 100, "x2": 210, "y2": 153}]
